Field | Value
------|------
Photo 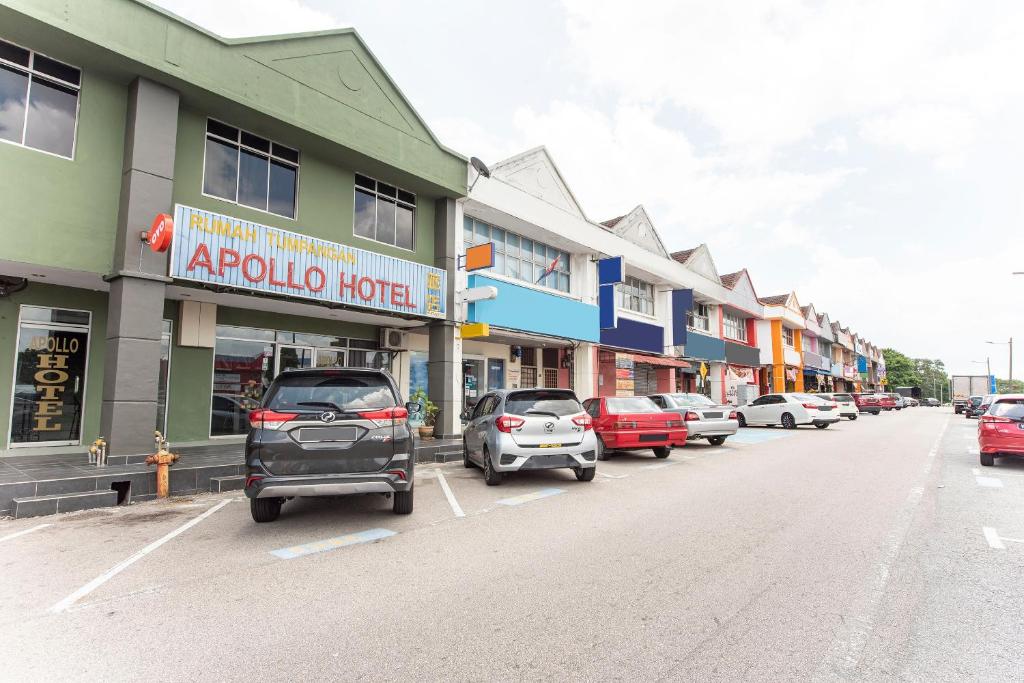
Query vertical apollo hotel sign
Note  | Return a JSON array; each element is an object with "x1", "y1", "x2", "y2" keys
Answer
[{"x1": 168, "y1": 205, "x2": 446, "y2": 318}]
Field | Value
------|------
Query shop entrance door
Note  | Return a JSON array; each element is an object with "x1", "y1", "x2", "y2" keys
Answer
[
  {"x1": 315, "y1": 349, "x2": 346, "y2": 368},
  {"x1": 276, "y1": 346, "x2": 314, "y2": 375},
  {"x1": 462, "y1": 358, "x2": 485, "y2": 412}
]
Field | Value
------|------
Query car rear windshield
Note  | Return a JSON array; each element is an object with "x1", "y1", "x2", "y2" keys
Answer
[
  {"x1": 505, "y1": 390, "x2": 582, "y2": 417},
  {"x1": 991, "y1": 399, "x2": 1024, "y2": 419},
  {"x1": 671, "y1": 393, "x2": 715, "y2": 406},
  {"x1": 832, "y1": 394, "x2": 853, "y2": 401},
  {"x1": 606, "y1": 397, "x2": 661, "y2": 414},
  {"x1": 263, "y1": 373, "x2": 396, "y2": 411}
]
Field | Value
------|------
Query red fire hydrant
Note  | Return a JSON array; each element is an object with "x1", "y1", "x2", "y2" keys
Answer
[{"x1": 146, "y1": 431, "x2": 179, "y2": 498}]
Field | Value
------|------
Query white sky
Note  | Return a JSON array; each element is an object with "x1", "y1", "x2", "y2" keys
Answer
[{"x1": 154, "y1": 0, "x2": 1024, "y2": 379}]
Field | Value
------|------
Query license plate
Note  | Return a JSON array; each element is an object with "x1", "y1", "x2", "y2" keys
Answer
[{"x1": 539, "y1": 443, "x2": 560, "y2": 448}]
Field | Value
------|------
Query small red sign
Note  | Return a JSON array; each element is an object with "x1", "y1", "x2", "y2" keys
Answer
[{"x1": 147, "y1": 213, "x2": 174, "y2": 253}]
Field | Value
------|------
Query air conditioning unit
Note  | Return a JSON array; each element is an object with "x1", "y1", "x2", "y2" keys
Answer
[{"x1": 379, "y1": 328, "x2": 407, "y2": 350}]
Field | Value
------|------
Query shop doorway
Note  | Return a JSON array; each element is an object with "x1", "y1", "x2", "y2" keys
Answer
[
  {"x1": 462, "y1": 358, "x2": 485, "y2": 411},
  {"x1": 275, "y1": 345, "x2": 347, "y2": 375}
]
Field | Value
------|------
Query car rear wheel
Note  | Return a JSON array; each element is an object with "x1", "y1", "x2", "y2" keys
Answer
[
  {"x1": 871, "y1": 411, "x2": 880, "y2": 416},
  {"x1": 250, "y1": 497, "x2": 282, "y2": 523},
  {"x1": 848, "y1": 415, "x2": 857, "y2": 421},
  {"x1": 483, "y1": 447, "x2": 503, "y2": 486},
  {"x1": 574, "y1": 467, "x2": 596, "y2": 482},
  {"x1": 782, "y1": 413, "x2": 797, "y2": 429},
  {"x1": 393, "y1": 485, "x2": 414, "y2": 514},
  {"x1": 707, "y1": 436, "x2": 726, "y2": 446},
  {"x1": 736, "y1": 413, "x2": 747, "y2": 428},
  {"x1": 596, "y1": 436, "x2": 609, "y2": 461},
  {"x1": 653, "y1": 446, "x2": 671, "y2": 458},
  {"x1": 815, "y1": 423, "x2": 829, "y2": 429},
  {"x1": 980, "y1": 452, "x2": 995, "y2": 467}
]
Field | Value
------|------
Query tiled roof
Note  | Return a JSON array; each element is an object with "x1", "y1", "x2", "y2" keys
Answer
[
  {"x1": 670, "y1": 248, "x2": 697, "y2": 264},
  {"x1": 600, "y1": 215, "x2": 625, "y2": 229},
  {"x1": 720, "y1": 271, "x2": 743, "y2": 288},
  {"x1": 759, "y1": 294, "x2": 789, "y2": 306},
  {"x1": 801, "y1": 305, "x2": 812, "y2": 317}
]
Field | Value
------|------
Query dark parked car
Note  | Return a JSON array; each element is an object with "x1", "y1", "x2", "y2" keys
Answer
[
  {"x1": 243, "y1": 368, "x2": 420, "y2": 522},
  {"x1": 965, "y1": 395, "x2": 984, "y2": 418},
  {"x1": 922, "y1": 398, "x2": 940, "y2": 407}
]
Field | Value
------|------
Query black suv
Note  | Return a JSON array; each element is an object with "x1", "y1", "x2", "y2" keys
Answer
[{"x1": 243, "y1": 368, "x2": 420, "y2": 522}]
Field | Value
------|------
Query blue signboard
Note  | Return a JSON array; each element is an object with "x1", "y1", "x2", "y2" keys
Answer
[
  {"x1": 467, "y1": 274, "x2": 599, "y2": 342},
  {"x1": 671, "y1": 289, "x2": 693, "y2": 345},
  {"x1": 598, "y1": 256, "x2": 624, "y2": 285},
  {"x1": 169, "y1": 205, "x2": 447, "y2": 318}
]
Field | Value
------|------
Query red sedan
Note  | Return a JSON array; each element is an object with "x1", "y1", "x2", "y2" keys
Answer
[
  {"x1": 978, "y1": 394, "x2": 1024, "y2": 466},
  {"x1": 583, "y1": 396, "x2": 688, "y2": 460}
]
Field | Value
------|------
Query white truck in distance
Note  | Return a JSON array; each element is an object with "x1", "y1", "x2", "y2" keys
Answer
[{"x1": 951, "y1": 375, "x2": 991, "y2": 414}]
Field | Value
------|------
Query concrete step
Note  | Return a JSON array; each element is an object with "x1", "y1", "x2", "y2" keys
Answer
[
  {"x1": 13, "y1": 490, "x2": 119, "y2": 519},
  {"x1": 210, "y1": 475, "x2": 245, "y2": 493}
]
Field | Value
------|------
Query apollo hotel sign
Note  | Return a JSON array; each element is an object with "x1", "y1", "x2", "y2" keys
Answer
[{"x1": 168, "y1": 205, "x2": 446, "y2": 318}]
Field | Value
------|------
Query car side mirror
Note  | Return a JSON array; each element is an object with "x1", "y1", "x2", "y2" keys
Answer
[
  {"x1": 459, "y1": 409, "x2": 471, "y2": 421},
  {"x1": 405, "y1": 401, "x2": 423, "y2": 415}
]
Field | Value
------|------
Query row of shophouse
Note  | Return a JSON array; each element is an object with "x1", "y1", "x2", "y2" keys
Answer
[{"x1": 0, "y1": 0, "x2": 886, "y2": 457}]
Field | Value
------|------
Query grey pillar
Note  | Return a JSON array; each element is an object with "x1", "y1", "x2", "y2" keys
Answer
[
  {"x1": 100, "y1": 78, "x2": 179, "y2": 455},
  {"x1": 428, "y1": 197, "x2": 460, "y2": 439}
]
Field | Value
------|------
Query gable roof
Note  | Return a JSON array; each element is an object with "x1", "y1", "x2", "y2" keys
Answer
[
  {"x1": 760, "y1": 294, "x2": 790, "y2": 306},
  {"x1": 669, "y1": 244, "x2": 722, "y2": 285},
  {"x1": 671, "y1": 248, "x2": 697, "y2": 264},
  {"x1": 489, "y1": 146, "x2": 588, "y2": 219},
  {"x1": 720, "y1": 271, "x2": 743, "y2": 289},
  {"x1": 597, "y1": 205, "x2": 670, "y2": 258}
]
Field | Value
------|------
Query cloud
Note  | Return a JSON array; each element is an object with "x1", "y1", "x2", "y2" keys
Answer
[
  {"x1": 152, "y1": 0, "x2": 344, "y2": 37},
  {"x1": 859, "y1": 105, "x2": 976, "y2": 169}
]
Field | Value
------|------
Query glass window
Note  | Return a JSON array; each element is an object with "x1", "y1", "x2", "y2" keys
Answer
[
  {"x1": 605, "y1": 397, "x2": 661, "y2": 413},
  {"x1": 723, "y1": 312, "x2": 747, "y2": 341},
  {"x1": 619, "y1": 276, "x2": 655, "y2": 315},
  {"x1": 487, "y1": 358, "x2": 505, "y2": 391},
  {"x1": 156, "y1": 321, "x2": 171, "y2": 435},
  {"x1": 202, "y1": 118, "x2": 299, "y2": 218},
  {"x1": 353, "y1": 173, "x2": 416, "y2": 250},
  {"x1": 10, "y1": 307, "x2": 90, "y2": 446},
  {"x1": 0, "y1": 39, "x2": 80, "y2": 158},
  {"x1": 687, "y1": 302, "x2": 710, "y2": 331},
  {"x1": 264, "y1": 373, "x2": 397, "y2": 412},
  {"x1": 505, "y1": 390, "x2": 582, "y2": 416},
  {"x1": 784, "y1": 328, "x2": 795, "y2": 347},
  {"x1": 211, "y1": 338, "x2": 273, "y2": 436}
]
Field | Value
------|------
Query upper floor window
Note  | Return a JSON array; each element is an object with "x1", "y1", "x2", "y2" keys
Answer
[
  {"x1": 820, "y1": 341, "x2": 832, "y2": 358},
  {"x1": 618, "y1": 276, "x2": 655, "y2": 316},
  {"x1": 687, "y1": 302, "x2": 710, "y2": 332},
  {"x1": 723, "y1": 312, "x2": 747, "y2": 342},
  {"x1": 355, "y1": 174, "x2": 415, "y2": 251},
  {"x1": 0, "y1": 39, "x2": 80, "y2": 159},
  {"x1": 464, "y1": 217, "x2": 570, "y2": 293},
  {"x1": 203, "y1": 119, "x2": 299, "y2": 219},
  {"x1": 783, "y1": 327, "x2": 795, "y2": 347}
]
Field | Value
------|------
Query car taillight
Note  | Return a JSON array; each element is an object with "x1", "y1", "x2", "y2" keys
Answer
[
  {"x1": 665, "y1": 420, "x2": 685, "y2": 428},
  {"x1": 684, "y1": 411, "x2": 700, "y2": 421},
  {"x1": 248, "y1": 409, "x2": 298, "y2": 430},
  {"x1": 613, "y1": 420, "x2": 638, "y2": 429},
  {"x1": 357, "y1": 406, "x2": 409, "y2": 428},
  {"x1": 572, "y1": 415, "x2": 593, "y2": 431},
  {"x1": 244, "y1": 474, "x2": 264, "y2": 488},
  {"x1": 728, "y1": 411, "x2": 738, "y2": 420},
  {"x1": 980, "y1": 415, "x2": 1013, "y2": 429},
  {"x1": 495, "y1": 415, "x2": 526, "y2": 433},
  {"x1": 385, "y1": 469, "x2": 407, "y2": 481},
  {"x1": 802, "y1": 403, "x2": 818, "y2": 410}
]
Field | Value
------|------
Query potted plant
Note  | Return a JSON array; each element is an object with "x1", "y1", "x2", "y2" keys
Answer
[{"x1": 409, "y1": 388, "x2": 439, "y2": 438}]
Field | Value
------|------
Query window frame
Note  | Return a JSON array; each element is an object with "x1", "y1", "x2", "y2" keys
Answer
[
  {"x1": 0, "y1": 37, "x2": 82, "y2": 160},
  {"x1": 201, "y1": 117, "x2": 301, "y2": 220},
  {"x1": 687, "y1": 302, "x2": 711, "y2": 332},
  {"x1": 617, "y1": 275, "x2": 655, "y2": 316},
  {"x1": 463, "y1": 216, "x2": 571, "y2": 294},
  {"x1": 722, "y1": 311, "x2": 747, "y2": 342},
  {"x1": 353, "y1": 173, "x2": 417, "y2": 252},
  {"x1": 783, "y1": 327, "x2": 795, "y2": 347}
]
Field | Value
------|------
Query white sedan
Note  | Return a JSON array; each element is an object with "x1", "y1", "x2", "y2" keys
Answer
[
  {"x1": 819, "y1": 393, "x2": 858, "y2": 420},
  {"x1": 735, "y1": 393, "x2": 842, "y2": 429}
]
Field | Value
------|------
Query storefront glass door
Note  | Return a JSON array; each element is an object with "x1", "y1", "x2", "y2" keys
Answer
[
  {"x1": 463, "y1": 358, "x2": 484, "y2": 411},
  {"x1": 276, "y1": 345, "x2": 314, "y2": 375}
]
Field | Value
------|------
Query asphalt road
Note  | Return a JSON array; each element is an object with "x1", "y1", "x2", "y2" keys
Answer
[{"x1": 1, "y1": 407, "x2": 1022, "y2": 681}]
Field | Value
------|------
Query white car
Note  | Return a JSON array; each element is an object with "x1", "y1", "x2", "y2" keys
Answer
[
  {"x1": 819, "y1": 393, "x2": 858, "y2": 420},
  {"x1": 735, "y1": 392, "x2": 842, "y2": 430}
]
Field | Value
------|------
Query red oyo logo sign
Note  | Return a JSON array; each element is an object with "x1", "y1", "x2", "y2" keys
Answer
[{"x1": 147, "y1": 214, "x2": 174, "y2": 253}]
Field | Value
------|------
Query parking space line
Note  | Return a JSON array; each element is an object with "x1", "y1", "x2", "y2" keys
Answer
[
  {"x1": 975, "y1": 476, "x2": 1004, "y2": 488},
  {"x1": 0, "y1": 523, "x2": 51, "y2": 544},
  {"x1": 271, "y1": 528, "x2": 397, "y2": 559},
  {"x1": 50, "y1": 499, "x2": 231, "y2": 614},
  {"x1": 640, "y1": 461, "x2": 679, "y2": 470},
  {"x1": 435, "y1": 471, "x2": 465, "y2": 518},
  {"x1": 983, "y1": 527, "x2": 1006, "y2": 549},
  {"x1": 497, "y1": 488, "x2": 565, "y2": 506},
  {"x1": 598, "y1": 471, "x2": 628, "y2": 479},
  {"x1": 973, "y1": 468, "x2": 1024, "y2": 478}
]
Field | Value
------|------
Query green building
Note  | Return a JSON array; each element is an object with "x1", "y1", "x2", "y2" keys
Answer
[{"x1": 0, "y1": 0, "x2": 466, "y2": 457}]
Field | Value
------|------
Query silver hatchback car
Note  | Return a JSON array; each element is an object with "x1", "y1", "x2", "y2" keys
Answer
[
  {"x1": 461, "y1": 388, "x2": 598, "y2": 486},
  {"x1": 647, "y1": 393, "x2": 740, "y2": 445}
]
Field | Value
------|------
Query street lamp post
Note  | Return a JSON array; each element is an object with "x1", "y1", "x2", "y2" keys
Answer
[{"x1": 986, "y1": 338, "x2": 1014, "y2": 387}]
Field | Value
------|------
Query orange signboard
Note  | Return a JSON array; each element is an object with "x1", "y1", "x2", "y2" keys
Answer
[
  {"x1": 464, "y1": 242, "x2": 494, "y2": 272},
  {"x1": 147, "y1": 213, "x2": 174, "y2": 253}
]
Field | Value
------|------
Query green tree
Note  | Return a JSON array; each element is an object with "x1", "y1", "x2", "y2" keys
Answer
[
  {"x1": 881, "y1": 348, "x2": 919, "y2": 388},
  {"x1": 996, "y1": 378, "x2": 1024, "y2": 393},
  {"x1": 914, "y1": 358, "x2": 950, "y2": 401}
]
